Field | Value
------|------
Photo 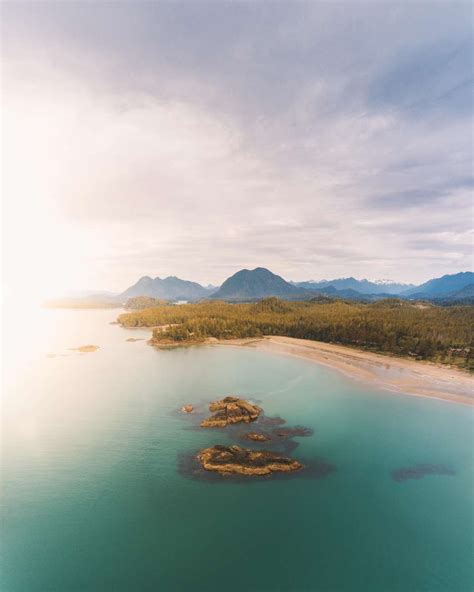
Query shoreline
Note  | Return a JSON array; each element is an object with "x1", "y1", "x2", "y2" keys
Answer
[{"x1": 207, "y1": 336, "x2": 473, "y2": 407}]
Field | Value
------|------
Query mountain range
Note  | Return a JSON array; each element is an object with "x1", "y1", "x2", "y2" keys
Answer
[
  {"x1": 86, "y1": 269, "x2": 474, "y2": 305},
  {"x1": 294, "y1": 278, "x2": 413, "y2": 295},
  {"x1": 297, "y1": 272, "x2": 474, "y2": 302},
  {"x1": 119, "y1": 275, "x2": 213, "y2": 302},
  {"x1": 402, "y1": 272, "x2": 474, "y2": 298}
]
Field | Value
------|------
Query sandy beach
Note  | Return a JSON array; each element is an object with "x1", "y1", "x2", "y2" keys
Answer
[{"x1": 210, "y1": 336, "x2": 473, "y2": 406}]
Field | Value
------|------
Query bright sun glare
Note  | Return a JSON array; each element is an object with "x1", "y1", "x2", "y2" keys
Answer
[{"x1": 3, "y1": 91, "x2": 98, "y2": 305}]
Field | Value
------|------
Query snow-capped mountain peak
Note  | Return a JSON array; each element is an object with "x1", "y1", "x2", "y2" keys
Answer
[{"x1": 369, "y1": 279, "x2": 412, "y2": 286}]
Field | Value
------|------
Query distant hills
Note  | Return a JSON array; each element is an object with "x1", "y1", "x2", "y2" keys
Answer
[
  {"x1": 431, "y1": 284, "x2": 474, "y2": 305},
  {"x1": 293, "y1": 272, "x2": 473, "y2": 303},
  {"x1": 450, "y1": 284, "x2": 474, "y2": 299},
  {"x1": 119, "y1": 269, "x2": 474, "y2": 303},
  {"x1": 117, "y1": 269, "x2": 473, "y2": 304},
  {"x1": 209, "y1": 267, "x2": 311, "y2": 301},
  {"x1": 402, "y1": 272, "x2": 474, "y2": 298},
  {"x1": 305, "y1": 285, "x2": 396, "y2": 302},
  {"x1": 295, "y1": 277, "x2": 413, "y2": 295},
  {"x1": 51, "y1": 269, "x2": 473, "y2": 308},
  {"x1": 119, "y1": 275, "x2": 212, "y2": 302}
]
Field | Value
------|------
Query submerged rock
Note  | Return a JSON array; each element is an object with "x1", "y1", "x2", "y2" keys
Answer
[
  {"x1": 257, "y1": 415, "x2": 286, "y2": 428},
  {"x1": 197, "y1": 445, "x2": 303, "y2": 476},
  {"x1": 392, "y1": 464, "x2": 455, "y2": 482},
  {"x1": 272, "y1": 426, "x2": 314, "y2": 439},
  {"x1": 238, "y1": 424, "x2": 313, "y2": 446},
  {"x1": 181, "y1": 405, "x2": 194, "y2": 413},
  {"x1": 201, "y1": 396, "x2": 262, "y2": 427}
]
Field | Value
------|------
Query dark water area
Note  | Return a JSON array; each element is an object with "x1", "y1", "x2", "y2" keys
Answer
[
  {"x1": 2, "y1": 309, "x2": 473, "y2": 591},
  {"x1": 392, "y1": 464, "x2": 456, "y2": 482}
]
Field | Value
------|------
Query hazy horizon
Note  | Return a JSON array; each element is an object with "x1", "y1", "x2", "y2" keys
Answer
[{"x1": 2, "y1": 2, "x2": 473, "y2": 298}]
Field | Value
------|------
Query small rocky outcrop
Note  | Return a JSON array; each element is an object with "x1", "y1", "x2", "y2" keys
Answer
[
  {"x1": 200, "y1": 396, "x2": 262, "y2": 427},
  {"x1": 245, "y1": 432, "x2": 270, "y2": 442},
  {"x1": 181, "y1": 405, "x2": 194, "y2": 413},
  {"x1": 197, "y1": 445, "x2": 303, "y2": 476},
  {"x1": 71, "y1": 345, "x2": 99, "y2": 353}
]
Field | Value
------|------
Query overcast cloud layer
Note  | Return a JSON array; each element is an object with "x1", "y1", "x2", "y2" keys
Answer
[{"x1": 2, "y1": 2, "x2": 473, "y2": 295}]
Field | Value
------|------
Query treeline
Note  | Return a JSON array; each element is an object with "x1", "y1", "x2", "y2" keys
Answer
[
  {"x1": 117, "y1": 297, "x2": 474, "y2": 369},
  {"x1": 125, "y1": 296, "x2": 168, "y2": 310}
]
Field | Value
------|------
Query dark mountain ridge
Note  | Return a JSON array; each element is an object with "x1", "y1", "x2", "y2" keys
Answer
[
  {"x1": 120, "y1": 275, "x2": 211, "y2": 302},
  {"x1": 402, "y1": 272, "x2": 474, "y2": 297},
  {"x1": 209, "y1": 267, "x2": 311, "y2": 301}
]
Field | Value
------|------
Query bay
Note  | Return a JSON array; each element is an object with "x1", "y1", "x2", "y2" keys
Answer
[{"x1": 1, "y1": 309, "x2": 473, "y2": 591}]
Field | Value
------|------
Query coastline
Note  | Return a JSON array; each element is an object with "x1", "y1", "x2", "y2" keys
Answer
[{"x1": 208, "y1": 336, "x2": 474, "y2": 406}]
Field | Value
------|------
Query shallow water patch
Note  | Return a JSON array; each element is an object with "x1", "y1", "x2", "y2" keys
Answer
[{"x1": 391, "y1": 464, "x2": 456, "y2": 482}]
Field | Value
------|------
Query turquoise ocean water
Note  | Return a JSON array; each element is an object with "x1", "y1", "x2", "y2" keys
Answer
[{"x1": 1, "y1": 309, "x2": 473, "y2": 591}]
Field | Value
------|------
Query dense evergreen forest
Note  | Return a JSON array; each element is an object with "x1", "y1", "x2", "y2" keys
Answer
[
  {"x1": 124, "y1": 296, "x2": 167, "y2": 310},
  {"x1": 117, "y1": 297, "x2": 474, "y2": 369}
]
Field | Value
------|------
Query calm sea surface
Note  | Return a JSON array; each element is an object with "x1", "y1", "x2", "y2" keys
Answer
[{"x1": 2, "y1": 309, "x2": 473, "y2": 591}]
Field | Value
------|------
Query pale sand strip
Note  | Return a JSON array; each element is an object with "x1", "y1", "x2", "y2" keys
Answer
[{"x1": 210, "y1": 336, "x2": 473, "y2": 406}]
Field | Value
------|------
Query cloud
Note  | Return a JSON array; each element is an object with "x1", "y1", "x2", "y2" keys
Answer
[
  {"x1": 2, "y1": 2, "x2": 473, "y2": 292},
  {"x1": 369, "y1": 177, "x2": 474, "y2": 209}
]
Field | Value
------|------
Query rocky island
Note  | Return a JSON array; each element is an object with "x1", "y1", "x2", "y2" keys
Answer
[
  {"x1": 179, "y1": 394, "x2": 318, "y2": 479},
  {"x1": 200, "y1": 396, "x2": 262, "y2": 427},
  {"x1": 70, "y1": 345, "x2": 100, "y2": 353},
  {"x1": 245, "y1": 432, "x2": 270, "y2": 442},
  {"x1": 197, "y1": 445, "x2": 303, "y2": 476}
]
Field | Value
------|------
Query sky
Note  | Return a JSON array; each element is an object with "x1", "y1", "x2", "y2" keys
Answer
[{"x1": 2, "y1": 1, "x2": 473, "y2": 297}]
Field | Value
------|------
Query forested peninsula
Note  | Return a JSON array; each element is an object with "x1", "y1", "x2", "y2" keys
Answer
[{"x1": 117, "y1": 298, "x2": 473, "y2": 369}]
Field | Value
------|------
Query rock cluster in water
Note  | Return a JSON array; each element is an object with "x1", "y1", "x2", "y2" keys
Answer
[
  {"x1": 200, "y1": 396, "x2": 262, "y2": 427},
  {"x1": 193, "y1": 396, "x2": 306, "y2": 476},
  {"x1": 198, "y1": 445, "x2": 303, "y2": 476},
  {"x1": 179, "y1": 395, "x2": 333, "y2": 479}
]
